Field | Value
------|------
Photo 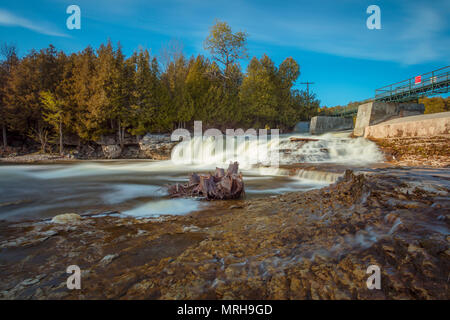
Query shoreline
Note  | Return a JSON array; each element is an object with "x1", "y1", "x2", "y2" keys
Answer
[
  {"x1": 0, "y1": 155, "x2": 163, "y2": 165},
  {"x1": 1, "y1": 134, "x2": 449, "y2": 168}
]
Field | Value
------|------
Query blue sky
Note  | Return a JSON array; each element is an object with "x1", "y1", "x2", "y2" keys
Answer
[{"x1": 0, "y1": 0, "x2": 449, "y2": 106}]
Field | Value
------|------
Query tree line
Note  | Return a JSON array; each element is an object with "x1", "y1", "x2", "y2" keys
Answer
[
  {"x1": 419, "y1": 96, "x2": 450, "y2": 114},
  {"x1": 0, "y1": 21, "x2": 320, "y2": 153}
]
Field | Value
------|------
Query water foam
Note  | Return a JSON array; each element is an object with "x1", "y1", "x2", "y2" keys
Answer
[{"x1": 171, "y1": 133, "x2": 384, "y2": 168}]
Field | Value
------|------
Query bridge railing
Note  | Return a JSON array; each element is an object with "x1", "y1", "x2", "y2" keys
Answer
[{"x1": 375, "y1": 66, "x2": 450, "y2": 101}]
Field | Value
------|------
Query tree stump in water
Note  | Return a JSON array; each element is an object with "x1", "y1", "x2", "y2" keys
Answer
[{"x1": 168, "y1": 162, "x2": 244, "y2": 200}]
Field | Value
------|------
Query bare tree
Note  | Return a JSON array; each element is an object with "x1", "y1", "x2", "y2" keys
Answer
[
  {"x1": 28, "y1": 126, "x2": 50, "y2": 153},
  {"x1": 159, "y1": 39, "x2": 184, "y2": 72}
]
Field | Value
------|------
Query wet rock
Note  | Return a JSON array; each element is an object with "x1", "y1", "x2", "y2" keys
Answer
[
  {"x1": 0, "y1": 169, "x2": 448, "y2": 299},
  {"x1": 182, "y1": 225, "x2": 202, "y2": 232},
  {"x1": 51, "y1": 213, "x2": 82, "y2": 224},
  {"x1": 99, "y1": 254, "x2": 119, "y2": 267},
  {"x1": 138, "y1": 134, "x2": 177, "y2": 160}
]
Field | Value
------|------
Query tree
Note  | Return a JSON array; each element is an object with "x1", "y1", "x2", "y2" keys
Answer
[
  {"x1": 86, "y1": 40, "x2": 120, "y2": 142},
  {"x1": 131, "y1": 50, "x2": 169, "y2": 134},
  {"x1": 204, "y1": 20, "x2": 248, "y2": 74},
  {"x1": 159, "y1": 39, "x2": 184, "y2": 72},
  {"x1": 69, "y1": 47, "x2": 97, "y2": 141},
  {"x1": 4, "y1": 45, "x2": 64, "y2": 143},
  {"x1": 0, "y1": 43, "x2": 18, "y2": 148},
  {"x1": 240, "y1": 55, "x2": 279, "y2": 128},
  {"x1": 28, "y1": 126, "x2": 50, "y2": 153},
  {"x1": 185, "y1": 55, "x2": 212, "y2": 125},
  {"x1": 292, "y1": 89, "x2": 320, "y2": 122},
  {"x1": 40, "y1": 91, "x2": 64, "y2": 154},
  {"x1": 420, "y1": 97, "x2": 449, "y2": 114},
  {"x1": 112, "y1": 44, "x2": 135, "y2": 149},
  {"x1": 278, "y1": 57, "x2": 300, "y2": 90},
  {"x1": 161, "y1": 54, "x2": 191, "y2": 129},
  {"x1": 0, "y1": 23, "x2": 318, "y2": 149}
]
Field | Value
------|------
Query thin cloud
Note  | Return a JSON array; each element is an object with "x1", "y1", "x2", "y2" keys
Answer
[
  {"x1": 36, "y1": 0, "x2": 449, "y2": 65},
  {"x1": 0, "y1": 9, "x2": 68, "y2": 37},
  {"x1": 236, "y1": 1, "x2": 449, "y2": 65}
]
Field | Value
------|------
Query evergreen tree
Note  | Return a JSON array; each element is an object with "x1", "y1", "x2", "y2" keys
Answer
[
  {"x1": 240, "y1": 55, "x2": 279, "y2": 128},
  {"x1": 161, "y1": 54, "x2": 191, "y2": 129},
  {"x1": 40, "y1": 91, "x2": 64, "y2": 154},
  {"x1": 0, "y1": 43, "x2": 19, "y2": 148},
  {"x1": 0, "y1": 20, "x2": 323, "y2": 151}
]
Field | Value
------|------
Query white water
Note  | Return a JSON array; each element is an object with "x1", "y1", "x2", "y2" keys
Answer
[
  {"x1": 0, "y1": 132, "x2": 384, "y2": 221},
  {"x1": 171, "y1": 132, "x2": 384, "y2": 168}
]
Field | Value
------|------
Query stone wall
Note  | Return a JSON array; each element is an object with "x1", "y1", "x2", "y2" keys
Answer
[
  {"x1": 309, "y1": 116, "x2": 354, "y2": 135},
  {"x1": 353, "y1": 101, "x2": 425, "y2": 137}
]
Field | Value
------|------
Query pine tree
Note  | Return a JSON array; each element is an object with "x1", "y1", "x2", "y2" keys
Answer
[
  {"x1": 161, "y1": 54, "x2": 191, "y2": 129},
  {"x1": 69, "y1": 47, "x2": 97, "y2": 141},
  {"x1": 204, "y1": 20, "x2": 248, "y2": 74}
]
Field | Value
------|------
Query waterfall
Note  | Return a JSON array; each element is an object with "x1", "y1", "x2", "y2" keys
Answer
[{"x1": 170, "y1": 132, "x2": 384, "y2": 168}]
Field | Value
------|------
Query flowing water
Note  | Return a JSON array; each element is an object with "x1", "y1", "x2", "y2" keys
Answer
[{"x1": 0, "y1": 132, "x2": 385, "y2": 221}]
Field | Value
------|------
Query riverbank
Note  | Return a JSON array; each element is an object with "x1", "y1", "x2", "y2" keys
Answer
[
  {"x1": 0, "y1": 153, "x2": 76, "y2": 163},
  {"x1": 1, "y1": 168, "x2": 448, "y2": 299},
  {"x1": 372, "y1": 135, "x2": 450, "y2": 168},
  {"x1": 0, "y1": 133, "x2": 177, "y2": 162}
]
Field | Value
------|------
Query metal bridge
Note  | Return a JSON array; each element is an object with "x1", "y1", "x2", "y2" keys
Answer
[
  {"x1": 375, "y1": 66, "x2": 450, "y2": 103},
  {"x1": 317, "y1": 66, "x2": 449, "y2": 118}
]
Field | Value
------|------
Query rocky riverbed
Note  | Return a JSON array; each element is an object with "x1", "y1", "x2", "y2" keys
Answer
[
  {"x1": 372, "y1": 135, "x2": 450, "y2": 168},
  {"x1": 0, "y1": 168, "x2": 448, "y2": 299}
]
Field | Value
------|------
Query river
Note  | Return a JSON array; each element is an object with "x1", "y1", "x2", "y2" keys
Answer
[{"x1": 0, "y1": 132, "x2": 385, "y2": 221}]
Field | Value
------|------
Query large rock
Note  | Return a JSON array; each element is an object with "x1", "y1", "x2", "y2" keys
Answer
[
  {"x1": 102, "y1": 145, "x2": 122, "y2": 159},
  {"x1": 51, "y1": 213, "x2": 82, "y2": 224},
  {"x1": 96, "y1": 135, "x2": 117, "y2": 146},
  {"x1": 138, "y1": 133, "x2": 177, "y2": 160}
]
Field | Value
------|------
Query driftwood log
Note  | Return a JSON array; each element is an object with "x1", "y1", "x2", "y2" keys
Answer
[
  {"x1": 289, "y1": 137, "x2": 319, "y2": 142},
  {"x1": 168, "y1": 162, "x2": 244, "y2": 200}
]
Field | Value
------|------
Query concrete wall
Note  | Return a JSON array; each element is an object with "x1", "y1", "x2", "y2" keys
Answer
[
  {"x1": 310, "y1": 116, "x2": 354, "y2": 135},
  {"x1": 293, "y1": 121, "x2": 310, "y2": 133},
  {"x1": 353, "y1": 102, "x2": 424, "y2": 136},
  {"x1": 364, "y1": 112, "x2": 450, "y2": 138}
]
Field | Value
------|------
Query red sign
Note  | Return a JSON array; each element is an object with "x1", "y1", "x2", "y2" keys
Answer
[{"x1": 415, "y1": 76, "x2": 421, "y2": 84}]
